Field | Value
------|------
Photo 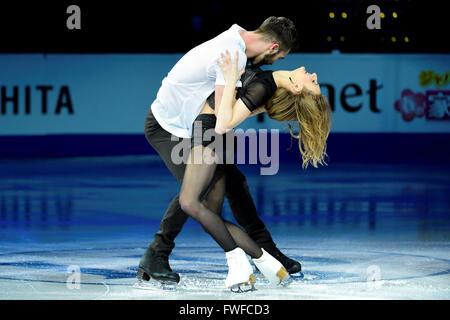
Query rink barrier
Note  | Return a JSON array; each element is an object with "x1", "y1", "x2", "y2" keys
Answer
[{"x1": 0, "y1": 132, "x2": 449, "y2": 164}]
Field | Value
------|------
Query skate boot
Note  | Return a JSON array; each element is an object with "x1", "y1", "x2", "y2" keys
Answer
[
  {"x1": 225, "y1": 247, "x2": 256, "y2": 293},
  {"x1": 252, "y1": 248, "x2": 292, "y2": 286},
  {"x1": 250, "y1": 227, "x2": 301, "y2": 274},
  {"x1": 261, "y1": 243, "x2": 302, "y2": 275},
  {"x1": 136, "y1": 246, "x2": 179, "y2": 290}
]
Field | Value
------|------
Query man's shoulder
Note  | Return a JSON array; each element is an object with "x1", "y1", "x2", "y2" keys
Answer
[
  {"x1": 228, "y1": 24, "x2": 245, "y2": 32},
  {"x1": 214, "y1": 24, "x2": 245, "y2": 47}
]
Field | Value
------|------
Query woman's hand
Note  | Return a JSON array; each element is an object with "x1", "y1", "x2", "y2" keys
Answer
[
  {"x1": 215, "y1": 50, "x2": 248, "y2": 135},
  {"x1": 217, "y1": 50, "x2": 245, "y2": 84}
]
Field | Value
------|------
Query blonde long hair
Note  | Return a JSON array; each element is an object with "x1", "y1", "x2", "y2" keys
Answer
[{"x1": 265, "y1": 87, "x2": 332, "y2": 169}]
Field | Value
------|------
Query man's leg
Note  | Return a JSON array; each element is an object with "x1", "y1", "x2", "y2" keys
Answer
[
  {"x1": 144, "y1": 109, "x2": 218, "y2": 256},
  {"x1": 223, "y1": 164, "x2": 302, "y2": 274},
  {"x1": 137, "y1": 109, "x2": 191, "y2": 284},
  {"x1": 145, "y1": 109, "x2": 189, "y2": 252}
]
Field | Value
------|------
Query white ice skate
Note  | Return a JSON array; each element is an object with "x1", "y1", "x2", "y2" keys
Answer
[
  {"x1": 252, "y1": 248, "x2": 292, "y2": 286},
  {"x1": 225, "y1": 247, "x2": 256, "y2": 293}
]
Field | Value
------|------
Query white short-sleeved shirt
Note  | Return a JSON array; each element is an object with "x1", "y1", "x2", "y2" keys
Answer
[{"x1": 150, "y1": 24, "x2": 247, "y2": 138}]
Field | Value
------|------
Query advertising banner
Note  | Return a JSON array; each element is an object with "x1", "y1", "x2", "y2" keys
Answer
[{"x1": 0, "y1": 53, "x2": 449, "y2": 135}]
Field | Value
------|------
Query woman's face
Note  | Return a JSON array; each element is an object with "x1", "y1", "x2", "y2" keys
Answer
[{"x1": 290, "y1": 66, "x2": 321, "y2": 95}]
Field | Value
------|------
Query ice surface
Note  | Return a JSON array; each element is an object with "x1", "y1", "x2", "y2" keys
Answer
[{"x1": 0, "y1": 156, "x2": 449, "y2": 299}]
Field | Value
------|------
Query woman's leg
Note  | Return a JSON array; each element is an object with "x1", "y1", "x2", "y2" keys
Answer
[
  {"x1": 202, "y1": 170, "x2": 263, "y2": 259},
  {"x1": 179, "y1": 146, "x2": 237, "y2": 252},
  {"x1": 182, "y1": 145, "x2": 290, "y2": 287},
  {"x1": 223, "y1": 221, "x2": 262, "y2": 259}
]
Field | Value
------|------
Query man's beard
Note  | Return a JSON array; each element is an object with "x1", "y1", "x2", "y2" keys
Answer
[
  {"x1": 249, "y1": 52, "x2": 278, "y2": 68},
  {"x1": 249, "y1": 59, "x2": 265, "y2": 68}
]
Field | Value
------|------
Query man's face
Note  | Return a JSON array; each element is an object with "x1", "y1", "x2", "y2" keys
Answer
[{"x1": 251, "y1": 48, "x2": 290, "y2": 67}]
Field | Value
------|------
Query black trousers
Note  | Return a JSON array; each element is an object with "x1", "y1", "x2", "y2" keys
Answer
[{"x1": 145, "y1": 108, "x2": 275, "y2": 256}]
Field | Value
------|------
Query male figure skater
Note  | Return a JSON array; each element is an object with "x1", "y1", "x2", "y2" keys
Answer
[{"x1": 138, "y1": 17, "x2": 301, "y2": 288}]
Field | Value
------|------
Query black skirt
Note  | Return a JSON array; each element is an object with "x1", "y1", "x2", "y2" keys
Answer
[{"x1": 191, "y1": 113, "x2": 235, "y2": 163}]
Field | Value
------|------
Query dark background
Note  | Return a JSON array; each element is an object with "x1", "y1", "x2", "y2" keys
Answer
[{"x1": 0, "y1": 0, "x2": 448, "y2": 53}]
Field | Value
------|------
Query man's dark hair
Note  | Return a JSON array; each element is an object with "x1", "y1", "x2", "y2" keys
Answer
[{"x1": 255, "y1": 16, "x2": 298, "y2": 52}]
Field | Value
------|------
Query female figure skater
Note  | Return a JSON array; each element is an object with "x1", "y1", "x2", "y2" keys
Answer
[{"x1": 179, "y1": 51, "x2": 332, "y2": 291}]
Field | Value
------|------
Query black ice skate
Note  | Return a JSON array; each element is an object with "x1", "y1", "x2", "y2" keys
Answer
[
  {"x1": 261, "y1": 244, "x2": 302, "y2": 275},
  {"x1": 135, "y1": 247, "x2": 180, "y2": 290}
]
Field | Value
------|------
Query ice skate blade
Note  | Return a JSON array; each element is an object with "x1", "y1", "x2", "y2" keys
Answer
[
  {"x1": 292, "y1": 272, "x2": 304, "y2": 280},
  {"x1": 277, "y1": 267, "x2": 292, "y2": 287},
  {"x1": 229, "y1": 274, "x2": 256, "y2": 293},
  {"x1": 136, "y1": 267, "x2": 151, "y2": 281},
  {"x1": 133, "y1": 279, "x2": 177, "y2": 291},
  {"x1": 229, "y1": 283, "x2": 256, "y2": 293},
  {"x1": 279, "y1": 274, "x2": 293, "y2": 287}
]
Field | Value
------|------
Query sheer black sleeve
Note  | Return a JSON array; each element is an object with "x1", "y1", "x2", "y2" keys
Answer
[
  {"x1": 239, "y1": 71, "x2": 277, "y2": 112},
  {"x1": 206, "y1": 67, "x2": 264, "y2": 110},
  {"x1": 239, "y1": 81, "x2": 274, "y2": 112},
  {"x1": 206, "y1": 69, "x2": 276, "y2": 112}
]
